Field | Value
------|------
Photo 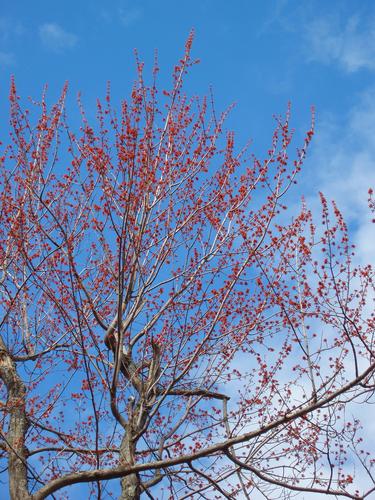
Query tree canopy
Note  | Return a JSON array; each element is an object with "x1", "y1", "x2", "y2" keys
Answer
[{"x1": 0, "y1": 36, "x2": 374, "y2": 499}]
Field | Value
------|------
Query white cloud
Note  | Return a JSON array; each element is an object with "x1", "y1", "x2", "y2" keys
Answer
[
  {"x1": 0, "y1": 17, "x2": 24, "y2": 65},
  {"x1": 99, "y1": 6, "x2": 142, "y2": 27},
  {"x1": 306, "y1": 14, "x2": 375, "y2": 72},
  {"x1": 0, "y1": 51, "x2": 15, "y2": 66},
  {"x1": 0, "y1": 16, "x2": 24, "y2": 42},
  {"x1": 306, "y1": 87, "x2": 375, "y2": 265},
  {"x1": 119, "y1": 7, "x2": 142, "y2": 27},
  {"x1": 39, "y1": 23, "x2": 77, "y2": 53}
]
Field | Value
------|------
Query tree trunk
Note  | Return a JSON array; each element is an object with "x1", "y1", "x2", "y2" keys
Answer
[
  {"x1": 119, "y1": 423, "x2": 141, "y2": 500},
  {"x1": 0, "y1": 338, "x2": 30, "y2": 500},
  {"x1": 120, "y1": 473, "x2": 141, "y2": 500}
]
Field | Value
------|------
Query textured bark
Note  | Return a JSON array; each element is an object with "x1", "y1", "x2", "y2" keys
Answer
[
  {"x1": 120, "y1": 472, "x2": 141, "y2": 500},
  {"x1": 119, "y1": 424, "x2": 140, "y2": 500},
  {"x1": 0, "y1": 337, "x2": 30, "y2": 500},
  {"x1": 105, "y1": 332, "x2": 161, "y2": 499}
]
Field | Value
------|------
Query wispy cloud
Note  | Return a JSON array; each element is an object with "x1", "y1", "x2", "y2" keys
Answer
[
  {"x1": 119, "y1": 7, "x2": 142, "y2": 27},
  {"x1": 39, "y1": 23, "x2": 77, "y2": 53},
  {"x1": 0, "y1": 17, "x2": 24, "y2": 65},
  {"x1": 307, "y1": 87, "x2": 375, "y2": 264},
  {"x1": 99, "y1": 4, "x2": 142, "y2": 27},
  {"x1": 0, "y1": 51, "x2": 15, "y2": 66},
  {"x1": 0, "y1": 16, "x2": 24, "y2": 42},
  {"x1": 306, "y1": 14, "x2": 375, "y2": 72}
]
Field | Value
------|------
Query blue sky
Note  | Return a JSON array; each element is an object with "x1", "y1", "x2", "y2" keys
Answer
[
  {"x1": 1, "y1": 1, "x2": 375, "y2": 498},
  {"x1": 2, "y1": 1, "x2": 373, "y2": 124},
  {"x1": 1, "y1": 0, "x2": 374, "y2": 220}
]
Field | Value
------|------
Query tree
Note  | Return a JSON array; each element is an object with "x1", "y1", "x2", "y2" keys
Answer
[{"x1": 0, "y1": 34, "x2": 374, "y2": 500}]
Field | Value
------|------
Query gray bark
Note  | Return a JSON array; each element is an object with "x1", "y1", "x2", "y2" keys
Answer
[
  {"x1": 105, "y1": 334, "x2": 161, "y2": 500},
  {"x1": 120, "y1": 473, "x2": 141, "y2": 500},
  {"x1": 119, "y1": 424, "x2": 140, "y2": 500},
  {"x1": 0, "y1": 337, "x2": 30, "y2": 500}
]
